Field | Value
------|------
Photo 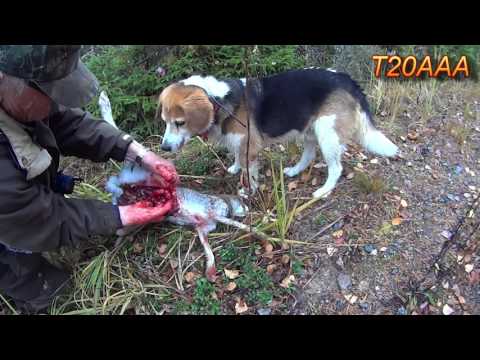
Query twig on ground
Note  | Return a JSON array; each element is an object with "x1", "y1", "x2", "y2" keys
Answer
[
  {"x1": 307, "y1": 216, "x2": 345, "y2": 242},
  {"x1": 302, "y1": 267, "x2": 323, "y2": 290},
  {"x1": 216, "y1": 216, "x2": 309, "y2": 245},
  {"x1": 0, "y1": 294, "x2": 18, "y2": 315}
]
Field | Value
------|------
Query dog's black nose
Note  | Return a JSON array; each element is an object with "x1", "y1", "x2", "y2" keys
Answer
[{"x1": 161, "y1": 143, "x2": 172, "y2": 152}]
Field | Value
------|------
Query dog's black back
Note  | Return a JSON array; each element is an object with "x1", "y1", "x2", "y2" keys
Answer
[{"x1": 248, "y1": 69, "x2": 372, "y2": 138}]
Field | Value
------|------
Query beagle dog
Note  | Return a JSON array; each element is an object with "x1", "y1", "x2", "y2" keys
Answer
[{"x1": 157, "y1": 68, "x2": 399, "y2": 198}]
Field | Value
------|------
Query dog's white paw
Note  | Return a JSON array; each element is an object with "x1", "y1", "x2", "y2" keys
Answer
[
  {"x1": 227, "y1": 164, "x2": 241, "y2": 175},
  {"x1": 312, "y1": 187, "x2": 333, "y2": 199},
  {"x1": 283, "y1": 167, "x2": 299, "y2": 178}
]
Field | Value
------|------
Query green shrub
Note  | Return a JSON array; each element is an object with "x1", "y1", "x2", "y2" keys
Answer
[{"x1": 83, "y1": 45, "x2": 306, "y2": 139}]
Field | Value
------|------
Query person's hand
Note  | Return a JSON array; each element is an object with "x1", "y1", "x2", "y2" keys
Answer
[
  {"x1": 0, "y1": 71, "x2": 53, "y2": 122},
  {"x1": 125, "y1": 141, "x2": 179, "y2": 187},
  {"x1": 118, "y1": 199, "x2": 174, "y2": 227}
]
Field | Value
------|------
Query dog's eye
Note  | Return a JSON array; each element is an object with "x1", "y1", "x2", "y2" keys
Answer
[{"x1": 176, "y1": 121, "x2": 185, "y2": 127}]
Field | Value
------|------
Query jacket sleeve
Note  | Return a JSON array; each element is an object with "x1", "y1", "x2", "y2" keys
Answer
[
  {"x1": 49, "y1": 107, "x2": 133, "y2": 162},
  {"x1": 0, "y1": 137, "x2": 123, "y2": 253}
]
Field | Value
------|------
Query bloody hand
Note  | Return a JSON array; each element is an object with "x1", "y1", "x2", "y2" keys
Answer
[
  {"x1": 141, "y1": 151, "x2": 179, "y2": 186},
  {"x1": 118, "y1": 199, "x2": 174, "y2": 226},
  {"x1": 125, "y1": 141, "x2": 179, "y2": 187}
]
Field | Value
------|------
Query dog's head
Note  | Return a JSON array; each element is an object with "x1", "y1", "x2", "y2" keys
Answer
[{"x1": 156, "y1": 83, "x2": 214, "y2": 153}]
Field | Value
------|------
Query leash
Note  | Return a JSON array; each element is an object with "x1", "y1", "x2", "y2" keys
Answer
[{"x1": 208, "y1": 95, "x2": 247, "y2": 129}]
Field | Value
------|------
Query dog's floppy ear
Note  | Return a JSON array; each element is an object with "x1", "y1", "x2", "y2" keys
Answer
[
  {"x1": 181, "y1": 93, "x2": 214, "y2": 132},
  {"x1": 156, "y1": 84, "x2": 176, "y2": 120}
]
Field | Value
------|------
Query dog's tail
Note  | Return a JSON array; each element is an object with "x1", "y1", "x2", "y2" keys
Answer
[{"x1": 355, "y1": 106, "x2": 398, "y2": 157}]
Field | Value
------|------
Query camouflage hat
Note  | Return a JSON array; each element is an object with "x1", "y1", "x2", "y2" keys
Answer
[{"x1": 0, "y1": 45, "x2": 99, "y2": 108}]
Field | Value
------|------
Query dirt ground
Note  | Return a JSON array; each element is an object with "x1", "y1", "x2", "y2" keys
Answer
[{"x1": 285, "y1": 81, "x2": 480, "y2": 315}]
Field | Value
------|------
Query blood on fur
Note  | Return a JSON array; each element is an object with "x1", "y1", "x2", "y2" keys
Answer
[{"x1": 116, "y1": 165, "x2": 179, "y2": 212}]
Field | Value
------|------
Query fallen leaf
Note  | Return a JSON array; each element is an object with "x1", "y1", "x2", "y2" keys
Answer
[
  {"x1": 280, "y1": 275, "x2": 295, "y2": 288},
  {"x1": 327, "y1": 246, "x2": 337, "y2": 256},
  {"x1": 346, "y1": 172, "x2": 355, "y2": 180},
  {"x1": 468, "y1": 270, "x2": 480, "y2": 285},
  {"x1": 281, "y1": 255, "x2": 290, "y2": 265},
  {"x1": 288, "y1": 181, "x2": 298, "y2": 192},
  {"x1": 224, "y1": 268, "x2": 240, "y2": 280},
  {"x1": 184, "y1": 272, "x2": 198, "y2": 284},
  {"x1": 400, "y1": 199, "x2": 408, "y2": 208},
  {"x1": 235, "y1": 299, "x2": 249, "y2": 314},
  {"x1": 133, "y1": 242, "x2": 144, "y2": 254},
  {"x1": 158, "y1": 243, "x2": 168, "y2": 256},
  {"x1": 458, "y1": 296, "x2": 466, "y2": 304},
  {"x1": 391, "y1": 217, "x2": 403, "y2": 226},
  {"x1": 465, "y1": 264, "x2": 474, "y2": 273},
  {"x1": 332, "y1": 230, "x2": 344, "y2": 238},
  {"x1": 407, "y1": 132, "x2": 418, "y2": 141},
  {"x1": 442, "y1": 304, "x2": 454, "y2": 315},
  {"x1": 344, "y1": 294, "x2": 358, "y2": 304},
  {"x1": 226, "y1": 282, "x2": 237, "y2": 292},
  {"x1": 312, "y1": 177, "x2": 318, "y2": 186},
  {"x1": 264, "y1": 243, "x2": 274, "y2": 254},
  {"x1": 281, "y1": 242, "x2": 290, "y2": 250},
  {"x1": 266, "y1": 169, "x2": 272, "y2": 177},
  {"x1": 266, "y1": 264, "x2": 277, "y2": 274}
]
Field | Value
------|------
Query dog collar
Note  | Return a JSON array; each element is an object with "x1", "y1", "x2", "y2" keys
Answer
[{"x1": 199, "y1": 131, "x2": 209, "y2": 141}]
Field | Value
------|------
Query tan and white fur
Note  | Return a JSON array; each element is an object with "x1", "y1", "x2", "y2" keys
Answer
[{"x1": 157, "y1": 69, "x2": 399, "y2": 199}]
